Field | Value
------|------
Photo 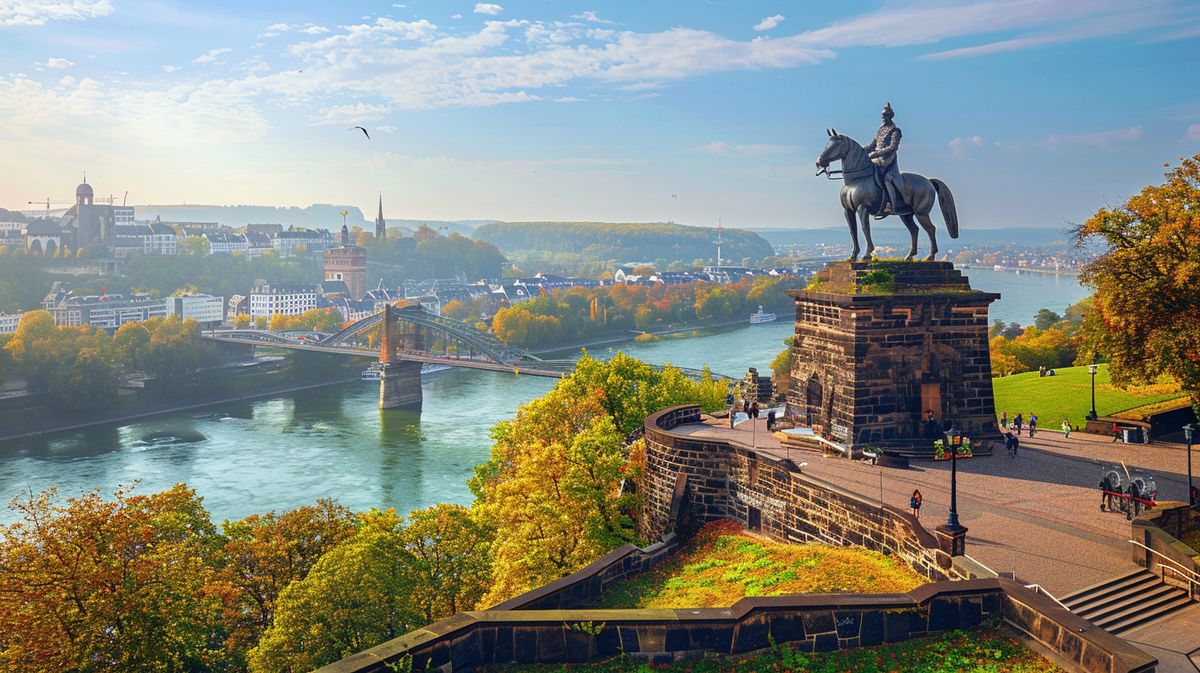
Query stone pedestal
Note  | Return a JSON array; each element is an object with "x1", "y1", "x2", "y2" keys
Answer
[
  {"x1": 379, "y1": 360, "x2": 422, "y2": 410},
  {"x1": 785, "y1": 261, "x2": 1001, "y2": 456},
  {"x1": 935, "y1": 524, "x2": 969, "y2": 557}
]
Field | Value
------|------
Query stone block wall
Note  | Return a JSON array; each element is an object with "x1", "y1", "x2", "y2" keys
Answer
[
  {"x1": 1131, "y1": 503, "x2": 1200, "y2": 593},
  {"x1": 786, "y1": 261, "x2": 1001, "y2": 451},
  {"x1": 315, "y1": 581, "x2": 1156, "y2": 673},
  {"x1": 640, "y1": 405, "x2": 963, "y2": 581}
]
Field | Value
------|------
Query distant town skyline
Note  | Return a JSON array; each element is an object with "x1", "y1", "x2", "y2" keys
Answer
[{"x1": 1, "y1": 0, "x2": 1198, "y2": 229}]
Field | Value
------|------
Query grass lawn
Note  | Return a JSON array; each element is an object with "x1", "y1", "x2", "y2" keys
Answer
[
  {"x1": 992, "y1": 364, "x2": 1184, "y2": 430},
  {"x1": 498, "y1": 628, "x2": 1066, "y2": 673},
  {"x1": 597, "y1": 520, "x2": 926, "y2": 609}
]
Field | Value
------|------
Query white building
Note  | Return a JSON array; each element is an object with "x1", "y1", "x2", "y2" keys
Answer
[
  {"x1": 0, "y1": 312, "x2": 20, "y2": 334},
  {"x1": 273, "y1": 230, "x2": 334, "y2": 257},
  {"x1": 204, "y1": 232, "x2": 248, "y2": 255},
  {"x1": 170, "y1": 294, "x2": 225, "y2": 327},
  {"x1": 48, "y1": 294, "x2": 170, "y2": 330},
  {"x1": 249, "y1": 282, "x2": 317, "y2": 319},
  {"x1": 113, "y1": 222, "x2": 178, "y2": 257},
  {"x1": 113, "y1": 206, "x2": 135, "y2": 225}
]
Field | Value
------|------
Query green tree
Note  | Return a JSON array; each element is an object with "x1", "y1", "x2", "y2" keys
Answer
[
  {"x1": 399, "y1": 505, "x2": 491, "y2": 624},
  {"x1": 179, "y1": 236, "x2": 210, "y2": 256},
  {"x1": 111, "y1": 321, "x2": 151, "y2": 370},
  {"x1": 1033, "y1": 308, "x2": 1062, "y2": 331},
  {"x1": 1076, "y1": 154, "x2": 1200, "y2": 410},
  {"x1": 49, "y1": 346, "x2": 118, "y2": 409}
]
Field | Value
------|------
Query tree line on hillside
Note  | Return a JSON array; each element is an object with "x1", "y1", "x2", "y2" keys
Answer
[
  {"x1": 0, "y1": 312, "x2": 212, "y2": 409},
  {"x1": 0, "y1": 354, "x2": 727, "y2": 672},
  {"x1": 473, "y1": 221, "x2": 775, "y2": 273},
  {"x1": 352, "y1": 224, "x2": 507, "y2": 281},
  {"x1": 469, "y1": 276, "x2": 796, "y2": 350}
]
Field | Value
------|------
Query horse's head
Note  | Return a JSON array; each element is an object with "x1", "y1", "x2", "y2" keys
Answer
[{"x1": 816, "y1": 128, "x2": 846, "y2": 171}]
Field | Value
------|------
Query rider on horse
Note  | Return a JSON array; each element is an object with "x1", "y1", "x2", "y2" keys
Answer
[{"x1": 867, "y1": 102, "x2": 911, "y2": 218}]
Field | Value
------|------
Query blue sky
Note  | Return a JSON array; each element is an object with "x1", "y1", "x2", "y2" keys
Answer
[{"x1": 1, "y1": 0, "x2": 1198, "y2": 230}]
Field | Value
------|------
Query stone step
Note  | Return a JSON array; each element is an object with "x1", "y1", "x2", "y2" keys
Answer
[
  {"x1": 1093, "y1": 593, "x2": 1193, "y2": 634},
  {"x1": 1062, "y1": 569, "x2": 1155, "y2": 608},
  {"x1": 1072, "y1": 582, "x2": 1179, "y2": 622}
]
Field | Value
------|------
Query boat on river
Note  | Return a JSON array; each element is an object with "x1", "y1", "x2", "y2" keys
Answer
[
  {"x1": 361, "y1": 363, "x2": 451, "y2": 381},
  {"x1": 749, "y1": 306, "x2": 777, "y2": 324}
]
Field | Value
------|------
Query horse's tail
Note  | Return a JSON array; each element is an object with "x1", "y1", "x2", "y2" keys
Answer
[{"x1": 931, "y1": 178, "x2": 959, "y2": 239}]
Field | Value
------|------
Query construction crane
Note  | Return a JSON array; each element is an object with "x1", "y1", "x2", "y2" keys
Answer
[{"x1": 27, "y1": 194, "x2": 119, "y2": 212}]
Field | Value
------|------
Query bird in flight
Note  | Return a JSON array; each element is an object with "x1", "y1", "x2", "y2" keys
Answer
[{"x1": 349, "y1": 126, "x2": 370, "y2": 140}]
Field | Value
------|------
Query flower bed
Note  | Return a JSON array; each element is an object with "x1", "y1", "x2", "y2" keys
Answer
[
  {"x1": 596, "y1": 519, "x2": 926, "y2": 609},
  {"x1": 496, "y1": 628, "x2": 1066, "y2": 673},
  {"x1": 933, "y1": 438, "x2": 973, "y2": 461}
]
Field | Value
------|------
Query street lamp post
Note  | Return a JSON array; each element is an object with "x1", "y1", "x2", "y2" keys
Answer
[
  {"x1": 1184, "y1": 424, "x2": 1194, "y2": 509},
  {"x1": 1087, "y1": 364, "x2": 1099, "y2": 421},
  {"x1": 945, "y1": 425, "x2": 963, "y2": 532}
]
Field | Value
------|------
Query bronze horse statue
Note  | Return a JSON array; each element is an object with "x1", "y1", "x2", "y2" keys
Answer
[{"x1": 815, "y1": 130, "x2": 958, "y2": 261}]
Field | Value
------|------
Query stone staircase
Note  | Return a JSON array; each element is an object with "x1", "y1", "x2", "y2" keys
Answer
[{"x1": 1061, "y1": 568, "x2": 1193, "y2": 634}]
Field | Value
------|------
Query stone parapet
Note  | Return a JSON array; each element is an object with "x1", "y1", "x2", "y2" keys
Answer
[
  {"x1": 315, "y1": 580, "x2": 1156, "y2": 673},
  {"x1": 639, "y1": 405, "x2": 965, "y2": 580}
]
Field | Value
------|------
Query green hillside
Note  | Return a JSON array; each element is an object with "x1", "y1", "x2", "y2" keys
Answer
[
  {"x1": 473, "y1": 221, "x2": 774, "y2": 267},
  {"x1": 992, "y1": 364, "x2": 1185, "y2": 429}
]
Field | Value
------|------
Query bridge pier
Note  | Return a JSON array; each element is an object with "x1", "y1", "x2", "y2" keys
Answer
[{"x1": 379, "y1": 360, "x2": 422, "y2": 410}]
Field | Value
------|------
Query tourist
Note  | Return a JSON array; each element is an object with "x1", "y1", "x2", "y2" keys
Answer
[
  {"x1": 1099, "y1": 473, "x2": 1113, "y2": 511},
  {"x1": 767, "y1": 409, "x2": 776, "y2": 432},
  {"x1": 1005, "y1": 431, "x2": 1019, "y2": 458},
  {"x1": 1112, "y1": 422, "x2": 1121, "y2": 443},
  {"x1": 1061, "y1": 419, "x2": 1071, "y2": 439},
  {"x1": 1014, "y1": 413, "x2": 1023, "y2": 434},
  {"x1": 910, "y1": 489, "x2": 922, "y2": 519},
  {"x1": 1028, "y1": 413, "x2": 1038, "y2": 437},
  {"x1": 743, "y1": 398, "x2": 751, "y2": 415},
  {"x1": 750, "y1": 401, "x2": 760, "y2": 420},
  {"x1": 725, "y1": 389, "x2": 734, "y2": 407},
  {"x1": 1000, "y1": 410, "x2": 1008, "y2": 428},
  {"x1": 1039, "y1": 365, "x2": 1046, "y2": 377}
]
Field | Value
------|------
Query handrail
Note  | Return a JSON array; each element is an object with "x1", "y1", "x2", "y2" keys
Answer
[
  {"x1": 1023, "y1": 583, "x2": 1072, "y2": 612},
  {"x1": 1128, "y1": 539, "x2": 1200, "y2": 589}
]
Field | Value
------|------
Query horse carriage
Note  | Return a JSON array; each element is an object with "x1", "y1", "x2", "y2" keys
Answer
[{"x1": 1099, "y1": 466, "x2": 1158, "y2": 519}]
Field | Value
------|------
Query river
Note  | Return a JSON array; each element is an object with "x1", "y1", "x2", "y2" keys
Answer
[{"x1": 0, "y1": 268, "x2": 1090, "y2": 524}]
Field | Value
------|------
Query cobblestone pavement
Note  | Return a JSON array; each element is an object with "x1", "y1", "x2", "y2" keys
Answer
[{"x1": 676, "y1": 419, "x2": 1197, "y2": 598}]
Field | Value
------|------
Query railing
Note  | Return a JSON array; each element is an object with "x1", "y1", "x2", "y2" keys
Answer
[
  {"x1": 1129, "y1": 538, "x2": 1200, "y2": 600},
  {"x1": 1023, "y1": 583, "x2": 1072, "y2": 612}
]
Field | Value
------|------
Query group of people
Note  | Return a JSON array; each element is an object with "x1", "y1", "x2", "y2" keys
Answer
[{"x1": 1000, "y1": 411, "x2": 1076, "y2": 439}]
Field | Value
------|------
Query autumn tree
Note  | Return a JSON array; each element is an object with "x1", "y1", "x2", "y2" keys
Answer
[
  {"x1": 399, "y1": 504, "x2": 491, "y2": 623},
  {"x1": 1076, "y1": 154, "x2": 1200, "y2": 409},
  {"x1": 0, "y1": 484, "x2": 225, "y2": 673},
  {"x1": 111, "y1": 321, "x2": 151, "y2": 370}
]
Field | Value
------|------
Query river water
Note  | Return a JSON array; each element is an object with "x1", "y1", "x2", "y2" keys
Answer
[{"x1": 0, "y1": 268, "x2": 1091, "y2": 524}]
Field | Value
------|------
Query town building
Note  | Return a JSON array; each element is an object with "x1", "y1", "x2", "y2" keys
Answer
[
  {"x1": 58, "y1": 179, "x2": 116, "y2": 251},
  {"x1": 242, "y1": 231, "x2": 273, "y2": 257},
  {"x1": 24, "y1": 220, "x2": 67, "y2": 256},
  {"x1": 169, "y1": 294, "x2": 225, "y2": 327},
  {"x1": 249, "y1": 282, "x2": 318, "y2": 319},
  {"x1": 113, "y1": 223, "x2": 178, "y2": 257},
  {"x1": 323, "y1": 224, "x2": 367, "y2": 300},
  {"x1": 46, "y1": 293, "x2": 170, "y2": 330},
  {"x1": 0, "y1": 312, "x2": 20, "y2": 334},
  {"x1": 375, "y1": 194, "x2": 386, "y2": 240},
  {"x1": 204, "y1": 232, "x2": 249, "y2": 255},
  {"x1": 274, "y1": 229, "x2": 334, "y2": 257}
]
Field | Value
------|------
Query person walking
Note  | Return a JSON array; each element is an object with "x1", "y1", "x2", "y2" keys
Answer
[
  {"x1": 1028, "y1": 413, "x2": 1038, "y2": 437},
  {"x1": 743, "y1": 398, "x2": 751, "y2": 415},
  {"x1": 1112, "y1": 422, "x2": 1121, "y2": 443},
  {"x1": 1014, "y1": 413, "x2": 1023, "y2": 434},
  {"x1": 1000, "y1": 410, "x2": 1008, "y2": 429},
  {"x1": 1061, "y1": 419, "x2": 1071, "y2": 439},
  {"x1": 1005, "y1": 431, "x2": 1019, "y2": 458},
  {"x1": 910, "y1": 489, "x2": 923, "y2": 519},
  {"x1": 766, "y1": 409, "x2": 777, "y2": 432},
  {"x1": 750, "y1": 401, "x2": 760, "y2": 420}
]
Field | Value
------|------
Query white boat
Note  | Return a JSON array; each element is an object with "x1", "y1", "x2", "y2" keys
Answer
[
  {"x1": 362, "y1": 362, "x2": 451, "y2": 381},
  {"x1": 749, "y1": 306, "x2": 777, "y2": 324}
]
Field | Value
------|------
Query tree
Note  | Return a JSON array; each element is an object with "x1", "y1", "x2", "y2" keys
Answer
[
  {"x1": 399, "y1": 505, "x2": 491, "y2": 624},
  {"x1": 1033, "y1": 308, "x2": 1062, "y2": 331},
  {"x1": 1076, "y1": 154, "x2": 1200, "y2": 410},
  {"x1": 112, "y1": 322, "x2": 151, "y2": 370},
  {"x1": 179, "y1": 236, "x2": 210, "y2": 256},
  {"x1": 0, "y1": 484, "x2": 225, "y2": 673},
  {"x1": 248, "y1": 510, "x2": 422, "y2": 673},
  {"x1": 234, "y1": 313, "x2": 251, "y2": 328},
  {"x1": 212, "y1": 500, "x2": 357, "y2": 663},
  {"x1": 49, "y1": 346, "x2": 118, "y2": 409},
  {"x1": 140, "y1": 316, "x2": 208, "y2": 391}
]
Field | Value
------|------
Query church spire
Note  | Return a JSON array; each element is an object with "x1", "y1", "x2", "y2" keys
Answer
[{"x1": 375, "y1": 193, "x2": 386, "y2": 240}]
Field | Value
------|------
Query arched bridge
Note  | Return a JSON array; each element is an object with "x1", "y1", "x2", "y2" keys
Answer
[{"x1": 205, "y1": 304, "x2": 729, "y2": 396}]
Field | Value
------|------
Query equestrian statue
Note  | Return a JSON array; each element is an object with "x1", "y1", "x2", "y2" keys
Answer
[{"x1": 815, "y1": 103, "x2": 958, "y2": 261}]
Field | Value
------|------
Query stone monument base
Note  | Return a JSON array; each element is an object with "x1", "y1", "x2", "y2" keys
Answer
[{"x1": 785, "y1": 260, "x2": 1002, "y2": 458}]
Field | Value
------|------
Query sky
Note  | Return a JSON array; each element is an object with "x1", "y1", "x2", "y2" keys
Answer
[{"x1": 1, "y1": 0, "x2": 1198, "y2": 230}]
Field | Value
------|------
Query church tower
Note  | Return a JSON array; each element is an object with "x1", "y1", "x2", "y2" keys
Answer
[{"x1": 375, "y1": 194, "x2": 386, "y2": 240}]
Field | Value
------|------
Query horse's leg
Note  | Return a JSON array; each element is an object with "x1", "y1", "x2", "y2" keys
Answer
[
  {"x1": 843, "y1": 207, "x2": 860, "y2": 261},
  {"x1": 859, "y1": 205, "x2": 874, "y2": 261},
  {"x1": 899, "y1": 213, "x2": 919, "y2": 260},
  {"x1": 917, "y1": 212, "x2": 938, "y2": 261}
]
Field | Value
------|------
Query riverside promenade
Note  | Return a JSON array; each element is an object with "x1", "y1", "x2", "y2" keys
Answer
[{"x1": 675, "y1": 417, "x2": 1196, "y2": 598}]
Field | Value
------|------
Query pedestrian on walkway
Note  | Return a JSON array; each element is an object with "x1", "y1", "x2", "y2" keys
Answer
[
  {"x1": 1014, "y1": 413, "x2": 1023, "y2": 434},
  {"x1": 1061, "y1": 419, "x2": 1071, "y2": 439},
  {"x1": 767, "y1": 409, "x2": 776, "y2": 432},
  {"x1": 1000, "y1": 410, "x2": 1007, "y2": 428},
  {"x1": 1028, "y1": 413, "x2": 1038, "y2": 437},
  {"x1": 1005, "y1": 431, "x2": 1019, "y2": 458},
  {"x1": 910, "y1": 489, "x2": 922, "y2": 519},
  {"x1": 743, "y1": 398, "x2": 751, "y2": 415},
  {"x1": 750, "y1": 401, "x2": 760, "y2": 420},
  {"x1": 1112, "y1": 422, "x2": 1121, "y2": 443}
]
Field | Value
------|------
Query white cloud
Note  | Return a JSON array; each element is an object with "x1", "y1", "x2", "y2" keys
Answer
[
  {"x1": 1, "y1": 0, "x2": 113, "y2": 26},
  {"x1": 556, "y1": 96, "x2": 583, "y2": 103},
  {"x1": 1188, "y1": 124, "x2": 1200, "y2": 141},
  {"x1": 450, "y1": 14, "x2": 462, "y2": 19},
  {"x1": 375, "y1": 124, "x2": 398, "y2": 133},
  {"x1": 753, "y1": 15, "x2": 785, "y2": 32},
  {"x1": 44, "y1": 57, "x2": 74, "y2": 68},
  {"x1": 317, "y1": 102, "x2": 391, "y2": 125},
  {"x1": 261, "y1": 22, "x2": 292, "y2": 37},
  {"x1": 1047, "y1": 125, "x2": 1143, "y2": 149},
  {"x1": 162, "y1": 65, "x2": 181, "y2": 73},
  {"x1": 192, "y1": 48, "x2": 232, "y2": 64},
  {"x1": 695, "y1": 141, "x2": 797, "y2": 156},
  {"x1": 473, "y1": 3, "x2": 503, "y2": 16},
  {"x1": 572, "y1": 11, "x2": 613, "y2": 25},
  {"x1": 948, "y1": 134, "x2": 985, "y2": 157},
  {"x1": 299, "y1": 24, "x2": 329, "y2": 35}
]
